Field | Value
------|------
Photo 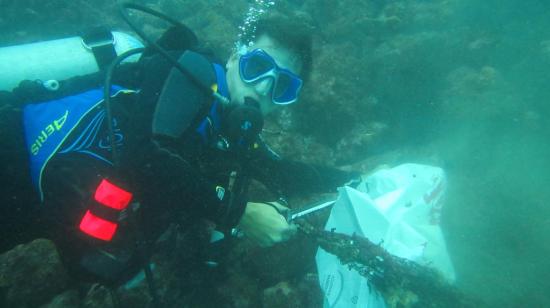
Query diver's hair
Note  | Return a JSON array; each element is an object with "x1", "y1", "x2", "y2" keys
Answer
[{"x1": 245, "y1": 11, "x2": 314, "y2": 83}]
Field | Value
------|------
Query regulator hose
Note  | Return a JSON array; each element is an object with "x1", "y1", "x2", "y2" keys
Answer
[
  {"x1": 103, "y1": 47, "x2": 144, "y2": 169},
  {"x1": 117, "y1": 2, "x2": 229, "y2": 104}
]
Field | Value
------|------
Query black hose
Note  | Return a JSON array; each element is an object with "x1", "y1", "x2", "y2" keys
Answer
[
  {"x1": 102, "y1": 3, "x2": 232, "y2": 306},
  {"x1": 103, "y1": 48, "x2": 163, "y2": 306},
  {"x1": 117, "y1": 2, "x2": 229, "y2": 104},
  {"x1": 109, "y1": 286, "x2": 122, "y2": 308},
  {"x1": 103, "y1": 47, "x2": 145, "y2": 169},
  {"x1": 143, "y1": 259, "x2": 159, "y2": 307}
]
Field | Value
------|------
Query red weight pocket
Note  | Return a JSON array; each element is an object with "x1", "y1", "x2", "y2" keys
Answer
[{"x1": 79, "y1": 210, "x2": 118, "y2": 241}]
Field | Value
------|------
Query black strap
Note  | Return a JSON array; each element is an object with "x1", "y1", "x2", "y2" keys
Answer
[
  {"x1": 82, "y1": 28, "x2": 117, "y2": 69},
  {"x1": 88, "y1": 200, "x2": 122, "y2": 223}
]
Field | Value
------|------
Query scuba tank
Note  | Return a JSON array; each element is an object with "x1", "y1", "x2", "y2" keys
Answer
[{"x1": 0, "y1": 31, "x2": 144, "y2": 92}]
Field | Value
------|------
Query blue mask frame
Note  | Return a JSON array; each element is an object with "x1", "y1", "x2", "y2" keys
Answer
[{"x1": 239, "y1": 48, "x2": 303, "y2": 105}]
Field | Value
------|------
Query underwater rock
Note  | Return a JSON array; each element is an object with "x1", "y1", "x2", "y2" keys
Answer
[
  {"x1": 262, "y1": 281, "x2": 301, "y2": 308},
  {"x1": 335, "y1": 121, "x2": 389, "y2": 164},
  {"x1": 215, "y1": 268, "x2": 261, "y2": 307},
  {"x1": 82, "y1": 284, "x2": 115, "y2": 308},
  {"x1": 262, "y1": 274, "x2": 324, "y2": 308},
  {"x1": 440, "y1": 65, "x2": 522, "y2": 121},
  {"x1": 40, "y1": 289, "x2": 80, "y2": 308},
  {"x1": 295, "y1": 273, "x2": 324, "y2": 308},
  {"x1": 0, "y1": 238, "x2": 69, "y2": 307}
]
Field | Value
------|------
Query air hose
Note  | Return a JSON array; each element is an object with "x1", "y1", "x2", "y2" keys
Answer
[
  {"x1": 102, "y1": 49, "x2": 162, "y2": 307},
  {"x1": 117, "y1": 2, "x2": 229, "y2": 104},
  {"x1": 103, "y1": 47, "x2": 144, "y2": 168},
  {"x1": 105, "y1": 1, "x2": 233, "y2": 164},
  {"x1": 101, "y1": 2, "x2": 230, "y2": 306}
]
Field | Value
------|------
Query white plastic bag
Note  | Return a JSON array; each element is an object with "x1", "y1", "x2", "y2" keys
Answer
[{"x1": 316, "y1": 164, "x2": 455, "y2": 308}]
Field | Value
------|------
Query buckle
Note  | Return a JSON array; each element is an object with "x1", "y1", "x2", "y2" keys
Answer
[
  {"x1": 82, "y1": 33, "x2": 116, "y2": 50},
  {"x1": 81, "y1": 28, "x2": 119, "y2": 68}
]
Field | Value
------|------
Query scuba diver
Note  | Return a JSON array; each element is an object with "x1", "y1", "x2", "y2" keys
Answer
[{"x1": 0, "y1": 10, "x2": 358, "y2": 289}]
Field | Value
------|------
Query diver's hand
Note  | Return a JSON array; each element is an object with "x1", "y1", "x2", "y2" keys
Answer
[{"x1": 237, "y1": 202, "x2": 297, "y2": 247}]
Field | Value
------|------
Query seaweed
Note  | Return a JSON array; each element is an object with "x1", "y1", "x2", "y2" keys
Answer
[{"x1": 298, "y1": 221, "x2": 481, "y2": 308}]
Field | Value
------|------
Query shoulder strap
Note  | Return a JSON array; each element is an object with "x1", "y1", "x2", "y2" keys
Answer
[
  {"x1": 81, "y1": 27, "x2": 117, "y2": 70},
  {"x1": 152, "y1": 51, "x2": 218, "y2": 138}
]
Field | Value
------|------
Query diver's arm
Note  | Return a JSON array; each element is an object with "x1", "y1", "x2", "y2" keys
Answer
[
  {"x1": 252, "y1": 145, "x2": 360, "y2": 197},
  {"x1": 269, "y1": 160, "x2": 359, "y2": 194}
]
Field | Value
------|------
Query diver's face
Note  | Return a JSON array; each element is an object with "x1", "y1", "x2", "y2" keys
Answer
[{"x1": 225, "y1": 35, "x2": 302, "y2": 116}]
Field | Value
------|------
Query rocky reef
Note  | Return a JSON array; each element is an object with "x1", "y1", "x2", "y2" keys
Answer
[{"x1": 1, "y1": 0, "x2": 549, "y2": 307}]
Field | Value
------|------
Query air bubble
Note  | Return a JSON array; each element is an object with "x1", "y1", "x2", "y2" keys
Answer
[{"x1": 234, "y1": 0, "x2": 277, "y2": 50}]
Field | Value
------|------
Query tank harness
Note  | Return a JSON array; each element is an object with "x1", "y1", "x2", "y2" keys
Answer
[
  {"x1": 21, "y1": 54, "x2": 230, "y2": 242},
  {"x1": 21, "y1": 86, "x2": 137, "y2": 241}
]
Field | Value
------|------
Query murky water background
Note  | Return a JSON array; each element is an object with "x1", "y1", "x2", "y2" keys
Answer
[{"x1": 1, "y1": 0, "x2": 549, "y2": 306}]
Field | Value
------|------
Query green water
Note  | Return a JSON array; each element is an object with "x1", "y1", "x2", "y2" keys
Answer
[
  {"x1": 434, "y1": 2, "x2": 550, "y2": 306},
  {"x1": 1, "y1": 0, "x2": 549, "y2": 306}
]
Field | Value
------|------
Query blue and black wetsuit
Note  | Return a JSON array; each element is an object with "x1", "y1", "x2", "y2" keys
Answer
[{"x1": 0, "y1": 49, "x2": 356, "y2": 284}]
